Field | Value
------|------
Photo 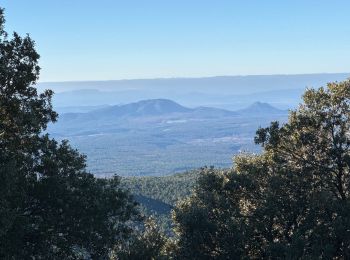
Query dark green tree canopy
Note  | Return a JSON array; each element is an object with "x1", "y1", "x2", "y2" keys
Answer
[
  {"x1": 0, "y1": 8, "x2": 140, "y2": 259},
  {"x1": 173, "y1": 80, "x2": 350, "y2": 259}
]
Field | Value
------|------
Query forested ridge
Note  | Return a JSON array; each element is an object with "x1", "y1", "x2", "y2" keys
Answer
[
  {"x1": 122, "y1": 170, "x2": 200, "y2": 206},
  {"x1": 1, "y1": 7, "x2": 350, "y2": 259}
]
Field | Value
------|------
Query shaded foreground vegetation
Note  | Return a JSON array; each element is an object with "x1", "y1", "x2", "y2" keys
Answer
[
  {"x1": 172, "y1": 81, "x2": 350, "y2": 259},
  {"x1": 1, "y1": 7, "x2": 350, "y2": 259}
]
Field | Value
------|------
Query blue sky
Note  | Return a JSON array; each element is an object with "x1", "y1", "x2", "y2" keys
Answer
[{"x1": 1, "y1": 1, "x2": 350, "y2": 82}]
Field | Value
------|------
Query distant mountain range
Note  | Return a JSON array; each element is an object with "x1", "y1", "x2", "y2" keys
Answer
[
  {"x1": 48, "y1": 99, "x2": 289, "y2": 176},
  {"x1": 51, "y1": 99, "x2": 286, "y2": 138},
  {"x1": 43, "y1": 74, "x2": 350, "y2": 176},
  {"x1": 38, "y1": 73, "x2": 349, "y2": 94},
  {"x1": 39, "y1": 73, "x2": 350, "y2": 112},
  {"x1": 58, "y1": 99, "x2": 285, "y2": 123}
]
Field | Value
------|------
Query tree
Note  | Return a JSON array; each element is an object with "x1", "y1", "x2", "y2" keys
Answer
[
  {"x1": 0, "y1": 8, "x2": 139, "y2": 259},
  {"x1": 172, "y1": 167, "x2": 253, "y2": 259},
  {"x1": 251, "y1": 81, "x2": 350, "y2": 258},
  {"x1": 172, "y1": 80, "x2": 350, "y2": 259},
  {"x1": 114, "y1": 217, "x2": 168, "y2": 260}
]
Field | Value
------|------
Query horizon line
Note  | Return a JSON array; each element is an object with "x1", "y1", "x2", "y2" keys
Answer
[{"x1": 37, "y1": 72, "x2": 350, "y2": 84}]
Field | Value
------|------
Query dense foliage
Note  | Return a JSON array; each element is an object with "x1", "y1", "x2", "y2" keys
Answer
[
  {"x1": 0, "y1": 9, "x2": 142, "y2": 259},
  {"x1": 173, "y1": 80, "x2": 350, "y2": 259},
  {"x1": 122, "y1": 170, "x2": 200, "y2": 235},
  {"x1": 122, "y1": 170, "x2": 200, "y2": 206},
  {"x1": 115, "y1": 218, "x2": 169, "y2": 260}
]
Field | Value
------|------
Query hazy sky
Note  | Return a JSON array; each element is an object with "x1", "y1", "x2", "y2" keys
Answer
[{"x1": 2, "y1": 1, "x2": 350, "y2": 82}]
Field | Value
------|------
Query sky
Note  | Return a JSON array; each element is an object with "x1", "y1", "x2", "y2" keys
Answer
[{"x1": 1, "y1": 0, "x2": 350, "y2": 82}]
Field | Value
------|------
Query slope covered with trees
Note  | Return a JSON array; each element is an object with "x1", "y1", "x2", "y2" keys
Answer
[
  {"x1": 121, "y1": 170, "x2": 200, "y2": 234},
  {"x1": 122, "y1": 170, "x2": 200, "y2": 206}
]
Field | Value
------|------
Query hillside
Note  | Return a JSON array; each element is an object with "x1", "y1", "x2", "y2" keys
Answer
[
  {"x1": 60, "y1": 99, "x2": 192, "y2": 122},
  {"x1": 122, "y1": 169, "x2": 201, "y2": 233},
  {"x1": 236, "y1": 101, "x2": 286, "y2": 116},
  {"x1": 96, "y1": 99, "x2": 192, "y2": 117},
  {"x1": 122, "y1": 169, "x2": 200, "y2": 206}
]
